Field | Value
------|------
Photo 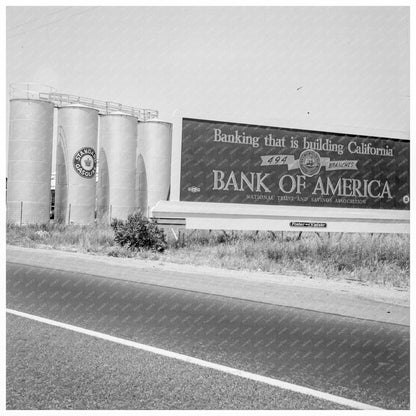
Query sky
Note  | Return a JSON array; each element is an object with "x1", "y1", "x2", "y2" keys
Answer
[{"x1": 6, "y1": 5, "x2": 410, "y2": 137}]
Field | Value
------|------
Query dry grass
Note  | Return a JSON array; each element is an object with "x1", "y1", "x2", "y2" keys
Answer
[
  {"x1": 6, "y1": 222, "x2": 115, "y2": 253},
  {"x1": 162, "y1": 230, "x2": 409, "y2": 288},
  {"x1": 6, "y1": 223, "x2": 409, "y2": 288}
]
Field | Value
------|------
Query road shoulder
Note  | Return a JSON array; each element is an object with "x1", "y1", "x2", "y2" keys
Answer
[{"x1": 6, "y1": 245, "x2": 409, "y2": 326}]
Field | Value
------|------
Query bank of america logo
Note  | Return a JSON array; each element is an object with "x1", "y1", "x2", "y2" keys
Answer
[
  {"x1": 299, "y1": 149, "x2": 321, "y2": 177},
  {"x1": 188, "y1": 186, "x2": 200, "y2": 193}
]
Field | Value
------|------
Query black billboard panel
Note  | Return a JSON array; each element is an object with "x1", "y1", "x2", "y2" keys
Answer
[{"x1": 180, "y1": 118, "x2": 410, "y2": 210}]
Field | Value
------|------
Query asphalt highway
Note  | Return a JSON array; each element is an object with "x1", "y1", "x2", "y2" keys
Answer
[{"x1": 6, "y1": 262, "x2": 410, "y2": 409}]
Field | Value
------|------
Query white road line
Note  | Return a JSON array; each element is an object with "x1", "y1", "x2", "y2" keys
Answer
[{"x1": 7, "y1": 308, "x2": 382, "y2": 410}]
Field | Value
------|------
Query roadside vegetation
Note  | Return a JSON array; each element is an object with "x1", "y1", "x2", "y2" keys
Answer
[{"x1": 6, "y1": 217, "x2": 409, "y2": 289}]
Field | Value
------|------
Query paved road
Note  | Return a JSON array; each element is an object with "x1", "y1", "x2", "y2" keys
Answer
[
  {"x1": 8, "y1": 313, "x2": 350, "y2": 410},
  {"x1": 6, "y1": 262, "x2": 410, "y2": 409}
]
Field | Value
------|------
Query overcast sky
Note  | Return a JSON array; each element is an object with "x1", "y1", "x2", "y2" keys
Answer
[{"x1": 6, "y1": 6, "x2": 410, "y2": 136}]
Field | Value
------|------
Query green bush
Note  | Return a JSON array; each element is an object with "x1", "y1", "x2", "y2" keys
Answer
[{"x1": 111, "y1": 212, "x2": 167, "y2": 252}]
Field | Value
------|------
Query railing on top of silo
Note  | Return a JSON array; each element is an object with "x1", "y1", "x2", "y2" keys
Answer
[
  {"x1": 41, "y1": 92, "x2": 158, "y2": 121},
  {"x1": 9, "y1": 82, "x2": 56, "y2": 100},
  {"x1": 9, "y1": 83, "x2": 159, "y2": 121}
]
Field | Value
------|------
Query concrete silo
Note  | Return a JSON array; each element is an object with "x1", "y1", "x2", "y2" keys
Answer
[
  {"x1": 97, "y1": 112, "x2": 138, "y2": 221},
  {"x1": 55, "y1": 104, "x2": 98, "y2": 224},
  {"x1": 136, "y1": 119, "x2": 172, "y2": 216},
  {"x1": 7, "y1": 98, "x2": 54, "y2": 224}
]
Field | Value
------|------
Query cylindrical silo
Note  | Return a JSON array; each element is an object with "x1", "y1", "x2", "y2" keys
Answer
[
  {"x1": 55, "y1": 104, "x2": 98, "y2": 224},
  {"x1": 136, "y1": 119, "x2": 172, "y2": 216},
  {"x1": 97, "y1": 112, "x2": 138, "y2": 222},
  {"x1": 7, "y1": 98, "x2": 54, "y2": 224}
]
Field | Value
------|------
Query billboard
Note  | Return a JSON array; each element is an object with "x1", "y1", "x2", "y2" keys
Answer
[{"x1": 180, "y1": 118, "x2": 410, "y2": 211}]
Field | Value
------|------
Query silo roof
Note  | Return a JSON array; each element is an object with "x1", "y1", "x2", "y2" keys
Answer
[
  {"x1": 142, "y1": 117, "x2": 172, "y2": 124},
  {"x1": 107, "y1": 111, "x2": 137, "y2": 117},
  {"x1": 60, "y1": 103, "x2": 99, "y2": 111}
]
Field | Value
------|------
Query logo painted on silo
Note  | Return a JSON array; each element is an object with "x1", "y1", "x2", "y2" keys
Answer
[{"x1": 73, "y1": 147, "x2": 97, "y2": 178}]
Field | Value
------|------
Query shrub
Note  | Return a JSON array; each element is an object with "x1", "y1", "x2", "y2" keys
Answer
[
  {"x1": 111, "y1": 212, "x2": 167, "y2": 252},
  {"x1": 110, "y1": 218, "x2": 124, "y2": 232}
]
